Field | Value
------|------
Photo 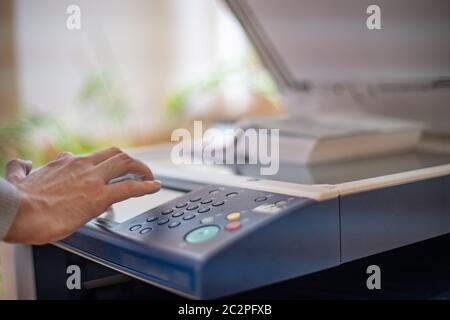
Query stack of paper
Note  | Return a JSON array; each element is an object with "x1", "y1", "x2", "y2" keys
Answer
[{"x1": 236, "y1": 113, "x2": 424, "y2": 164}]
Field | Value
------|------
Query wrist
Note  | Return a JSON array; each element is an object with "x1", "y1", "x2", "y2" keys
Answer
[
  {"x1": 4, "y1": 189, "x2": 33, "y2": 243},
  {"x1": 0, "y1": 180, "x2": 22, "y2": 242}
]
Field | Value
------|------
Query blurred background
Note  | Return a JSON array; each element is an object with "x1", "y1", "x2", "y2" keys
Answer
[
  {"x1": 0, "y1": 0, "x2": 281, "y2": 175},
  {"x1": 1, "y1": 0, "x2": 449, "y2": 299}
]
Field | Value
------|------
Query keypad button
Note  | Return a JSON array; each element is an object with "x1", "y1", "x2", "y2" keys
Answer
[
  {"x1": 157, "y1": 218, "x2": 170, "y2": 225},
  {"x1": 227, "y1": 212, "x2": 241, "y2": 221},
  {"x1": 253, "y1": 203, "x2": 282, "y2": 215},
  {"x1": 161, "y1": 209, "x2": 174, "y2": 215},
  {"x1": 190, "y1": 197, "x2": 201, "y2": 202},
  {"x1": 200, "y1": 199, "x2": 213, "y2": 204},
  {"x1": 187, "y1": 205, "x2": 199, "y2": 211},
  {"x1": 254, "y1": 196, "x2": 268, "y2": 202},
  {"x1": 212, "y1": 200, "x2": 225, "y2": 207},
  {"x1": 198, "y1": 207, "x2": 211, "y2": 213},
  {"x1": 183, "y1": 214, "x2": 196, "y2": 220},
  {"x1": 139, "y1": 227, "x2": 152, "y2": 234},
  {"x1": 226, "y1": 192, "x2": 238, "y2": 198},
  {"x1": 172, "y1": 211, "x2": 184, "y2": 218},
  {"x1": 201, "y1": 217, "x2": 214, "y2": 224},
  {"x1": 225, "y1": 221, "x2": 241, "y2": 231},
  {"x1": 209, "y1": 189, "x2": 220, "y2": 195},
  {"x1": 129, "y1": 224, "x2": 142, "y2": 231},
  {"x1": 168, "y1": 221, "x2": 181, "y2": 228},
  {"x1": 146, "y1": 216, "x2": 159, "y2": 222},
  {"x1": 176, "y1": 203, "x2": 188, "y2": 208},
  {"x1": 275, "y1": 200, "x2": 287, "y2": 207},
  {"x1": 185, "y1": 225, "x2": 220, "y2": 243}
]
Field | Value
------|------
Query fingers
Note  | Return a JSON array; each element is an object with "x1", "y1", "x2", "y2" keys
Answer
[
  {"x1": 87, "y1": 147, "x2": 123, "y2": 165},
  {"x1": 54, "y1": 151, "x2": 74, "y2": 161},
  {"x1": 96, "y1": 152, "x2": 154, "y2": 182},
  {"x1": 103, "y1": 180, "x2": 161, "y2": 206},
  {"x1": 6, "y1": 159, "x2": 33, "y2": 183}
]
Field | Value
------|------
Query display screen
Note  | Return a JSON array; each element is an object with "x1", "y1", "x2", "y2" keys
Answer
[{"x1": 98, "y1": 187, "x2": 186, "y2": 223}]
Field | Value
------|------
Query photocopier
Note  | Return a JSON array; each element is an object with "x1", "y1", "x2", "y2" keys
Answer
[{"x1": 2, "y1": 0, "x2": 450, "y2": 299}]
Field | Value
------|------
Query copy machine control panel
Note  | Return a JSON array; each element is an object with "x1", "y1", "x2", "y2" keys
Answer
[
  {"x1": 113, "y1": 185, "x2": 301, "y2": 249},
  {"x1": 61, "y1": 183, "x2": 340, "y2": 299}
]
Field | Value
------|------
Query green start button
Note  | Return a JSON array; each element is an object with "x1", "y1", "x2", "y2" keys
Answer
[{"x1": 185, "y1": 225, "x2": 220, "y2": 244}]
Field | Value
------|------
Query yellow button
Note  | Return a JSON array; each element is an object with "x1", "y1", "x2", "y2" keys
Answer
[{"x1": 227, "y1": 212, "x2": 241, "y2": 221}]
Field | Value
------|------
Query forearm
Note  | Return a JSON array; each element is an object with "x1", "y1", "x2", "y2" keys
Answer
[{"x1": 0, "y1": 178, "x2": 21, "y2": 240}]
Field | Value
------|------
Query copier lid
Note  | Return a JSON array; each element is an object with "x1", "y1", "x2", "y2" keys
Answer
[{"x1": 225, "y1": 0, "x2": 450, "y2": 90}]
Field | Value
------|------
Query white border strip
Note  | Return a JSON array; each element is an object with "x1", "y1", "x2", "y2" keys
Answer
[
  {"x1": 146, "y1": 161, "x2": 339, "y2": 201},
  {"x1": 336, "y1": 163, "x2": 450, "y2": 196},
  {"x1": 143, "y1": 158, "x2": 450, "y2": 201}
]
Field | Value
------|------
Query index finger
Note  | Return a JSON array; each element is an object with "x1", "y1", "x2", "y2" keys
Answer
[
  {"x1": 103, "y1": 180, "x2": 161, "y2": 206},
  {"x1": 96, "y1": 152, "x2": 154, "y2": 182},
  {"x1": 86, "y1": 147, "x2": 123, "y2": 165}
]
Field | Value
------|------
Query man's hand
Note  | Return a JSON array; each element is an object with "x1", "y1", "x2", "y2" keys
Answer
[{"x1": 4, "y1": 147, "x2": 161, "y2": 244}]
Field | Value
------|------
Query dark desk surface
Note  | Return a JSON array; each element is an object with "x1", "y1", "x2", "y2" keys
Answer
[{"x1": 34, "y1": 233, "x2": 450, "y2": 300}]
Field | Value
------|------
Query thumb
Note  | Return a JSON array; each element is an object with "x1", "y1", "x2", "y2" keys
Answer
[
  {"x1": 6, "y1": 159, "x2": 33, "y2": 184},
  {"x1": 100, "y1": 180, "x2": 161, "y2": 214}
]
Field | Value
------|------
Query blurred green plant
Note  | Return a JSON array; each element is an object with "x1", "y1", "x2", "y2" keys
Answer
[
  {"x1": 77, "y1": 70, "x2": 129, "y2": 122},
  {"x1": 165, "y1": 50, "x2": 279, "y2": 118},
  {"x1": 0, "y1": 110, "x2": 48, "y2": 176},
  {"x1": 0, "y1": 110, "x2": 105, "y2": 176},
  {"x1": 0, "y1": 70, "x2": 131, "y2": 176}
]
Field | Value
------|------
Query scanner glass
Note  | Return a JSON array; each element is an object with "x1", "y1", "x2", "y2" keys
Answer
[
  {"x1": 145, "y1": 146, "x2": 450, "y2": 186},
  {"x1": 230, "y1": 150, "x2": 450, "y2": 185}
]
